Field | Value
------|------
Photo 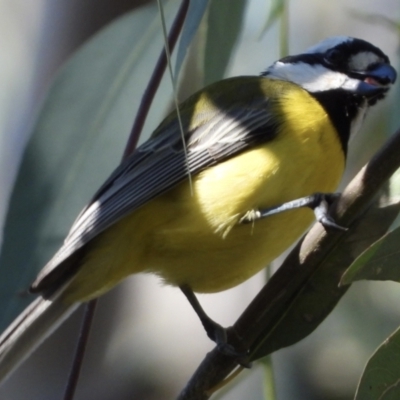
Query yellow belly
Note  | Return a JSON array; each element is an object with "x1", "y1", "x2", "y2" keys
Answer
[{"x1": 62, "y1": 85, "x2": 345, "y2": 302}]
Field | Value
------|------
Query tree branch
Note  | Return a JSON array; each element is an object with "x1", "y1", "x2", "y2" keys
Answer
[{"x1": 177, "y1": 128, "x2": 400, "y2": 400}]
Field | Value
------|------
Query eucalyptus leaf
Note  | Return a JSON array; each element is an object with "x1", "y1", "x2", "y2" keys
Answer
[
  {"x1": 0, "y1": 0, "x2": 179, "y2": 332},
  {"x1": 174, "y1": 0, "x2": 209, "y2": 80},
  {"x1": 203, "y1": 0, "x2": 247, "y2": 85},
  {"x1": 341, "y1": 223, "x2": 400, "y2": 285},
  {"x1": 249, "y1": 198, "x2": 400, "y2": 360},
  {"x1": 355, "y1": 325, "x2": 400, "y2": 400}
]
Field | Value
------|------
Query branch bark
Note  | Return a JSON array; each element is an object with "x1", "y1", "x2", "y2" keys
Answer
[{"x1": 178, "y1": 128, "x2": 400, "y2": 400}]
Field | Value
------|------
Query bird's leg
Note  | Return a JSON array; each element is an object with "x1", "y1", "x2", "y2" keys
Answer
[
  {"x1": 179, "y1": 285, "x2": 249, "y2": 363},
  {"x1": 240, "y1": 192, "x2": 347, "y2": 231}
]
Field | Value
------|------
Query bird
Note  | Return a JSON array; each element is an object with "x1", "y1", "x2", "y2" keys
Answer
[{"x1": 0, "y1": 36, "x2": 396, "y2": 383}]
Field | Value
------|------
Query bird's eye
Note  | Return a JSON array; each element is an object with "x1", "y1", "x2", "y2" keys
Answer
[{"x1": 325, "y1": 48, "x2": 344, "y2": 66}]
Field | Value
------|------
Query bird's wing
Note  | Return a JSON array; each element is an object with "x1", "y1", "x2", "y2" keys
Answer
[{"x1": 32, "y1": 77, "x2": 280, "y2": 291}]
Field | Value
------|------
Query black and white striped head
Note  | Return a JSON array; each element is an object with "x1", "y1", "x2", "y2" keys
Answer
[{"x1": 263, "y1": 36, "x2": 396, "y2": 105}]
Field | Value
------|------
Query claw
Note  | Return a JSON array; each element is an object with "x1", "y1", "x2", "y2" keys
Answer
[{"x1": 313, "y1": 198, "x2": 348, "y2": 231}]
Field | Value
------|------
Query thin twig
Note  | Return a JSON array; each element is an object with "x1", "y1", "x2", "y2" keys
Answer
[
  {"x1": 63, "y1": 300, "x2": 97, "y2": 400},
  {"x1": 177, "y1": 127, "x2": 400, "y2": 399},
  {"x1": 63, "y1": 1, "x2": 190, "y2": 398}
]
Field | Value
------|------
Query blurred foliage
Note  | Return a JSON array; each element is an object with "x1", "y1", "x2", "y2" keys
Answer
[
  {"x1": 203, "y1": 0, "x2": 247, "y2": 85},
  {"x1": 174, "y1": 0, "x2": 209, "y2": 79},
  {"x1": 0, "y1": 1, "x2": 181, "y2": 332}
]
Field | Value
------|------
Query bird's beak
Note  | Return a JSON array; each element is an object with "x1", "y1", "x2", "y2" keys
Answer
[{"x1": 351, "y1": 63, "x2": 397, "y2": 97}]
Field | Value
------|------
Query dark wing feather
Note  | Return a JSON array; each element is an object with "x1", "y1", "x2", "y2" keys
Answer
[{"x1": 32, "y1": 78, "x2": 280, "y2": 292}]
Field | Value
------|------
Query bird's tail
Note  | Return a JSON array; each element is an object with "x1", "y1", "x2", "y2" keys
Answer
[{"x1": 0, "y1": 293, "x2": 78, "y2": 384}]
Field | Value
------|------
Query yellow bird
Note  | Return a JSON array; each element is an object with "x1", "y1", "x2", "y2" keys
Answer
[{"x1": 0, "y1": 36, "x2": 396, "y2": 382}]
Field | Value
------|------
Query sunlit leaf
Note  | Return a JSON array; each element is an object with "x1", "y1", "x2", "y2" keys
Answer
[{"x1": 389, "y1": 168, "x2": 400, "y2": 197}]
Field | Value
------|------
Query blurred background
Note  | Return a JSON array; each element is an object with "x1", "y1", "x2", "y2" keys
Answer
[{"x1": 0, "y1": 0, "x2": 399, "y2": 399}]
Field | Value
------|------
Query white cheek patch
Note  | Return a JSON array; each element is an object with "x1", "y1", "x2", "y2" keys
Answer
[
  {"x1": 349, "y1": 52, "x2": 382, "y2": 71},
  {"x1": 268, "y1": 62, "x2": 353, "y2": 93},
  {"x1": 302, "y1": 68, "x2": 348, "y2": 92}
]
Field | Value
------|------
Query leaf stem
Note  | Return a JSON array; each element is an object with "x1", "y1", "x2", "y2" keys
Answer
[
  {"x1": 279, "y1": 0, "x2": 289, "y2": 58},
  {"x1": 122, "y1": 0, "x2": 190, "y2": 161},
  {"x1": 262, "y1": 356, "x2": 277, "y2": 400}
]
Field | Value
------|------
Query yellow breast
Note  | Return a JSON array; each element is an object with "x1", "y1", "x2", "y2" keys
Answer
[{"x1": 63, "y1": 82, "x2": 345, "y2": 303}]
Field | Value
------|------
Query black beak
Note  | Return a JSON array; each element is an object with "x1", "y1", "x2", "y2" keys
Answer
[
  {"x1": 352, "y1": 63, "x2": 397, "y2": 97},
  {"x1": 374, "y1": 64, "x2": 397, "y2": 84}
]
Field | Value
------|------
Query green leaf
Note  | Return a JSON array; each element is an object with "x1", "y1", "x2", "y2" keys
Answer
[
  {"x1": 248, "y1": 198, "x2": 400, "y2": 360},
  {"x1": 341, "y1": 199, "x2": 400, "y2": 285},
  {"x1": 203, "y1": 0, "x2": 247, "y2": 85},
  {"x1": 0, "y1": 0, "x2": 179, "y2": 332},
  {"x1": 174, "y1": 0, "x2": 209, "y2": 79},
  {"x1": 355, "y1": 325, "x2": 400, "y2": 400}
]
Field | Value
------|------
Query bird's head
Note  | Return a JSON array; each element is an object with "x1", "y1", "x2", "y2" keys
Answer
[{"x1": 263, "y1": 36, "x2": 397, "y2": 105}]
